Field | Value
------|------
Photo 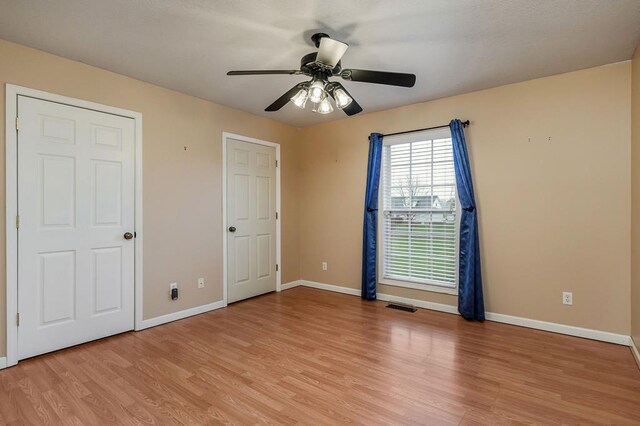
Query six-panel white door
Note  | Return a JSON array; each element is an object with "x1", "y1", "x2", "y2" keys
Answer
[
  {"x1": 227, "y1": 138, "x2": 277, "y2": 303},
  {"x1": 17, "y1": 96, "x2": 135, "y2": 360}
]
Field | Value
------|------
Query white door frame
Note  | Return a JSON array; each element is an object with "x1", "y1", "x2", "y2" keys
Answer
[
  {"x1": 5, "y1": 84, "x2": 144, "y2": 367},
  {"x1": 222, "y1": 132, "x2": 281, "y2": 305}
]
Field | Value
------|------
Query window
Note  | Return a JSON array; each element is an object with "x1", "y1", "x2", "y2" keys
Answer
[{"x1": 379, "y1": 128, "x2": 459, "y2": 290}]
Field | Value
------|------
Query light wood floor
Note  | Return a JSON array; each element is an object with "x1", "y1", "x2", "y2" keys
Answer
[{"x1": 1, "y1": 287, "x2": 639, "y2": 425}]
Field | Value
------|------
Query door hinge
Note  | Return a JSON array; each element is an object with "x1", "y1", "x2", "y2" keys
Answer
[
  {"x1": 276, "y1": 212, "x2": 278, "y2": 219},
  {"x1": 15, "y1": 215, "x2": 20, "y2": 229},
  {"x1": 275, "y1": 160, "x2": 278, "y2": 167},
  {"x1": 275, "y1": 264, "x2": 279, "y2": 272},
  {"x1": 15, "y1": 116, "x2": 19, "y2": 131},
  {"x1": 16, "y1": 313, "x2": 20, "y2": 327}
]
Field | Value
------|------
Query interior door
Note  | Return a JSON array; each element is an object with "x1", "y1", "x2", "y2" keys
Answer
[
  {"x1": 17, "y1": 96, "x2": 135, "y2": 360},
  {"x1": 227, "y1": 138, "x2": 277, "y2": 303}
]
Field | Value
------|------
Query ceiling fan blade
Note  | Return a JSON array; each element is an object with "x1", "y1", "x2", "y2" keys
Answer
[
  {"x1": 316, "y1": 37, "x2": 349, "y2": 68},
  {"x1": 328, "y1": 83, "x2": 363, "y2": 116},
  {"x1": 341, "y1": 69, "x2": 416, "y2": 87},
  {"x1": 341, "y1": 97, "x2": 363, "y2": 117},
  {"x1": 227, "y1": 70, "x2": 301, "y2": 76},
  {"x1": 265, "y1": 83, "x2": 305, "y2": 112}
]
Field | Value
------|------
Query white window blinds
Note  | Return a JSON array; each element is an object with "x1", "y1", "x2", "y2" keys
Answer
[{"x1": 381, "y1": 128, "x2": 459, "y2": 288}]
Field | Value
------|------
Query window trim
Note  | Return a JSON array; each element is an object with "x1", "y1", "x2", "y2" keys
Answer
[{"x1": 376, "y1": 128, "x2": 460, "y2": 295}]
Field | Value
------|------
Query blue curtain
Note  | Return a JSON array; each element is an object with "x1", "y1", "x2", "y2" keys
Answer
[
  {"x1": 361, "y1": 133, "x2": 383, "y2": 300},
  {"x1": 450, "y1": 119, "x2": 485, "y2": 321}
]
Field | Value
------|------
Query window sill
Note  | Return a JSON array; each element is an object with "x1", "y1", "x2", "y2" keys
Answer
[{"x1": 378, "y1": 277, "x2": 458, "y2": 296}]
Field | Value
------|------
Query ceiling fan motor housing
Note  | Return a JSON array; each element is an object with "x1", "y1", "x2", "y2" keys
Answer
[
  {"x1": 310, "y1": 32, "x2": 330, "y2": 48},
  {"x1": 300, "y1": 52, "x2": 342, "y2": 77}
]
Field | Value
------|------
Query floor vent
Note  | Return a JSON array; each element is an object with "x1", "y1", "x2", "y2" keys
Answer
[{"x1": 386, "y1": 303, "x2": 417, "y2": 313}]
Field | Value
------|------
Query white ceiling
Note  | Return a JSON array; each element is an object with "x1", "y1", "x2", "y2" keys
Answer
[{"x1": 1, "y1": 0, "x2": 639, "y2": 127}]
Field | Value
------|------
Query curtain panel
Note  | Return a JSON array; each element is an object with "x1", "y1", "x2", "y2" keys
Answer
[{"x1": 450, "y1": 119, "x2": 485, "y2": 321}]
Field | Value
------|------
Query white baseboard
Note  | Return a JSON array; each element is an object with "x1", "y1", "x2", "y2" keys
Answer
[
  {"x1": 290, "y1": 280, "x2": 631, "y2": 346},
  {"x1": 484, "y1": 312, "x2": 630, "y2": 346},
  {"x1": 0, "y1": 356, "x2": 6, "y2": 370},
  {"x1": 300, "y1": 280, "x2": 360, "y2": 296},
  {"x1": 281, "y1": 280, "x2": 302, "y2": 291},
  {"x1": 136, "y1": 300, "x2": 226, "y2": 331},
  {"x1": 377, "y1": 292, "x2": 459, "y2": 315},
  {"x1": 631, "y1": 337, "x2": 640, "y2": 369},
  {"x1": 297, "y1": 280, "x2": 458, "y2": 314}
]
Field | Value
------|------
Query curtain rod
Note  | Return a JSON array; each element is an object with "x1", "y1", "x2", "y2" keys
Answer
[{"x1": 369, "y1": 120, "x2": 470, "y2": 140}]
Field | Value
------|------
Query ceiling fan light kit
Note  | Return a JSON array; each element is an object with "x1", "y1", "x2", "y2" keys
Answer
[
  {"x1": 313, "y1": 97, "x2": 334, "y2": 114},
  {"x1": 308, "y1": 79, "x2": 326, "y2": 104},
  {"x1": 332, "y1": 87, "x2": 353, "y2": 109},
  {"x1": 291, "y1": 87, "x2": 309, "y2": 108},
  {"x1": 227, "y1": 33, "x2": 416, "y2": 117},
  {"x1": 289, "y1": 79, "x2": 353, "y2": 114}
]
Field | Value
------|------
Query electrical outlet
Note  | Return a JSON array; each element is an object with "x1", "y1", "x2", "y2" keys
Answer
[
  {"x1": 562, "y1": 292, "x2": 573, "y2": 305},
  {"x1": 322, "y1": 262, "x2": 328, "y2": 271},
  {"x1": 198, "y1": 278, "x2": 205, "y2": 289},
  {"x1": 170, "y1": 282, "x2": 178, "y2": 301}
]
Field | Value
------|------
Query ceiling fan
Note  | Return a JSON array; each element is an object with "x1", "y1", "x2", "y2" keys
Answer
[{"x1": 227, "y1": 33, "x2": 416, "y2": 116}]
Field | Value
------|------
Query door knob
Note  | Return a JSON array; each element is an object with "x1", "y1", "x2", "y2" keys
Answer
[
  {"x1": 124, "y1": 232, "x2": 134, "y2": 240},
  {"x1": 228, "y1": 226, "x2": 236, "y2": 232}
]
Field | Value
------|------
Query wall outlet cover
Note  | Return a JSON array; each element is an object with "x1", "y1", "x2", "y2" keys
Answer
[{"x1": 562, "y1": 292, "x2": 573, "y2": 305}]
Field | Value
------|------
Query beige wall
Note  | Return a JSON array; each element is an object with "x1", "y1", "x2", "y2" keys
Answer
[
  {"x1": 0, "y1": 39, "x2": 301, "y2": 356},
  {"x1": 298, "y1": 62, "x2": 632, "y2": 335},
  {"x1": 0, "y1": 37, "x2": 636, "y2": 358},
  {"x1": 632, "y1": 46, "x2": 640, "y2": 349}
]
